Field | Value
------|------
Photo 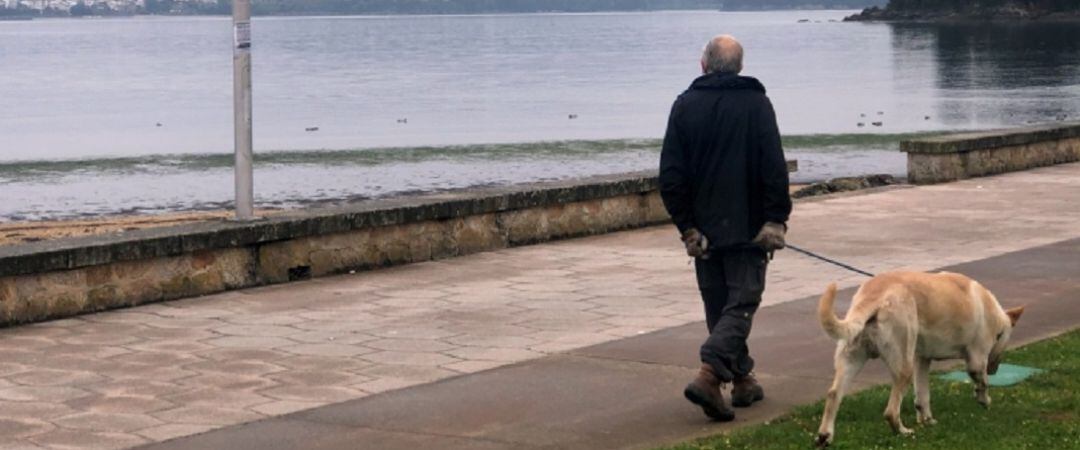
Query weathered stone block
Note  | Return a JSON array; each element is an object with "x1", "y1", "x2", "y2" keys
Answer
[
  {"x1": 501, "y1": 208, "x2": 552, "y2": 246},
  {"x1": 452, "y1": 214, "x2": 504, "y2": 255},
  {"x1": 904, "y1": 123, "x2": 1080, "y2": 184}
]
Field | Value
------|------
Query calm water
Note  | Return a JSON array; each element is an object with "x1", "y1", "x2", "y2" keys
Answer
[{"x1": 1, "y1": 11, "x2": 1079, "y2": 220}]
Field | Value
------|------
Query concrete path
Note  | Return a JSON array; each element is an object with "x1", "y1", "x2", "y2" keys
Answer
[{"x1": 0, "y1": 163, "x2": 1078, "y2": 449}]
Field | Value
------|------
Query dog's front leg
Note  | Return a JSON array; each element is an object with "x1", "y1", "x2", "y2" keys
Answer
[
  {"x1": 966, "y1": 354, "x2": 992, "y2": 408},
  {"x1": 816, "y1": 344, "x2": 867, "y2": 447},
  {"x1": 913, "y1": 357, "x2": 936, "y2": 425}
]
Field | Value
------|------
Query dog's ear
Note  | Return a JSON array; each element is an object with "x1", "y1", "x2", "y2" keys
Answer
[{"x1": 1005, "y1": 306, "x2": 1025, "y2": 327}]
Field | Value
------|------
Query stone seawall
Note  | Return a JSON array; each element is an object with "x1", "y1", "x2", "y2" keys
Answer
[
  {"x1": 0, "y1": 173, "x2": 671, "y2": 326},
  {"x1": 901, "y1": 122, "x2": 1080, "y2": 184}
]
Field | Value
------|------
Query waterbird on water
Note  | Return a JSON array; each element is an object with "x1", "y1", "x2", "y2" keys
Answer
[
  {"x1": 857, "y1": 123, "x2": 865, "y2": 127},
  {"x1": 155, "y1": 122, "x2": 162, "y2": 127},
  {"x1": 872, "y1": 121, "x2": 883, "y2": 127},
  {"x1": 305, "y1": 127, "x2": 319, "y2": 132},
  {"x1": 397, "y1": 118, "x2": 408, "y2": 124},
  {"x1": 568, "y1": 114, "x2": 578, "y2": 120}
]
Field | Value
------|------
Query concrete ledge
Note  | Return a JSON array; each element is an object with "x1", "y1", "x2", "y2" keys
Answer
[
  {"x1": 0, "y1": 172, "x2": 671, "y2": 325},
  {"x1": 0, "y1": 172, "x2": 661, "y2": 278},
  {"x1": 902, "y1": 122, "x2": 1080, "y2": 184},
  {"x1": 0, "y1": 159, "x2": 799, "y2": 326}
]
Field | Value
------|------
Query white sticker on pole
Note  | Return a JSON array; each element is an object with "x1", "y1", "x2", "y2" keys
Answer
[{"x1": 234, "y1": 21, "x2": 251, "y2": 50}]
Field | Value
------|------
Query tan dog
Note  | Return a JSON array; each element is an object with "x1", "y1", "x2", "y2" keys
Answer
[{"x1": 814, "y1": 271, "x2": 1024, "y2": 447}]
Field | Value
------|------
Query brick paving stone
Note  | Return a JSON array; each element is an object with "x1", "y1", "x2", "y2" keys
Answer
[
  {"x1": 85, "y1": 381, "x2": 192, "y2": 400},
  {"x1": 63, "y1": 395, "x2": 174, "y2": 415},
  {"x1": 361, "y1": 351, "x2": 461, "y2": 367},
  {"x1": 194, "y1": 348, "x2": 286, "y2": 363},
  {"x1": 149, "y1": 406, "x2": 262, "y2": 427},
  {"x1": 350, "y1": 378, "x2": 420, "y2": 395},
  {"x1": 134, "y1": 424, "x2": 217, "y2": 443},
  {"x1": 0, "y1": 418, "x2": 53, "y2": 439},
  {"x1": 356, "y1": 365, "x2": 457, "y2": 382},
  {"x1": 279, "y1": 343, "x2": 376, "y2": 358},
  {"x1": 246, "y1": 401, "x2": 325, "y2": 417},
  {"x1": 179, "y1": 360, "x2": 285, "y2": 377},
  {"x1": 441, "y1": 360, "x2": 508, "y2": 374},
  {"x1": 30, "y1": 430, "x2": 147, "y2": 450},
  {"x1": 367, "y1": 327, "x2": 457, "y2": 340},
  {"x1": 52, "y1": 412, "x2": 163, "y2": 433},
  {"x1": 211, "y1": 324, "x2": 302, "y2": 338},
  {"x1": 162, "y1": 388, "x2": 271, "y2": 409},
  {"x1": 202, "y1": 336, "x2": 295, "y2": 349},
  {"x1": 176, "y1": 374, "x2": 277, "y2": 392},
  {"x1": 0, "y1": 402, "x2": 75, "y2": 421},
  {"x1": 267, "y1": 370, "x2": 368, "y2": 387},
  {"x1": 365, "y1": 338, "x2": 457, "y2": 353},
  {"x1": 258, "y1": 386, "x2": 364, "y2": 403},
  {"x1": 0, "y1": 387, "x2": 92, "y2": 403},
  {"x1": 443, "y1": 347, "x2": 544, "y2": 363},
  {"x1": 444, "y1": 335, "x2": 539, "y2": 349},
  {"x1": 7, "y1": 370, "x2": 104, "y2": 388}
]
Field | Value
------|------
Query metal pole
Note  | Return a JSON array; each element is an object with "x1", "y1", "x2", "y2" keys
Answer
[{"x1": 232, "y1": 0, "x2": 254, "y2": 220}]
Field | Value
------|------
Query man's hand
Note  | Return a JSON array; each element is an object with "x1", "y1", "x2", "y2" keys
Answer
[
  {"x1": 681, "y1": 228, "x2": 709, "y2": 259},
  {"x1": 752, "y1": 222, "x2": 786, "y2": 251}
]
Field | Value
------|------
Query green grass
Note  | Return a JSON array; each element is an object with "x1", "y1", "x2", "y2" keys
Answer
[{"x1": 661, "y1": 329, "x2": 1080, "y2": 450}]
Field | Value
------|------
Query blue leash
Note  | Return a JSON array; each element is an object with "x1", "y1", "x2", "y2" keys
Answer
[{"x1": 785, "y1": 244, "x2": 876, "y2": 277}]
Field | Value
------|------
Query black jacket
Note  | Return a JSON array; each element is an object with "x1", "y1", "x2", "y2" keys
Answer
[{"x1": 659, "y1": 72, "x2": 792, "y2": 251}]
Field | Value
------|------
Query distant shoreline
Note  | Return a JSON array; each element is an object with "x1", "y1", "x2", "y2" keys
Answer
[
  {"x1": 0, "y1": 8, "x2": 863, "y2": 20},
  {"x1": 2, "y1": 8, "x2": 723, "y2": 21},
  {"x1": 845, "y1": 6, "x2": 1080, "y2": 22}
]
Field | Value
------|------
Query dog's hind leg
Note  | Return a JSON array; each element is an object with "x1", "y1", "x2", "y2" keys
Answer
[
  {"x1": 913, "y1": 357, "x2": 936, "y2": 425},
  {"x1": 882, "y1": 359, "x2": 915, "y2": 435},
  {"x1": 965, "y1": 352, "x2": 992, "y2": 408},
  {"x1": 878, "y1": 315, "x2": 916, "y2": 436},
  {"x1": 815, "y1": 342, "x2": 868, "y2": 448}
]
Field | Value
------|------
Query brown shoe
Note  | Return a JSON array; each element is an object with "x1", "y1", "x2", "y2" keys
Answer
[
  {"x1": 731, "y1": 373, "x2": 765, "y2": 408},
  {"x1": 683, "y1": 364, "x2": 735, "y2": 421}
]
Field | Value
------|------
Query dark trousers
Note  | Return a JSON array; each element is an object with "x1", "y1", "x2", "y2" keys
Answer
[{"x1": 695, "y1": 248, "x2": 768, "y2": 382}]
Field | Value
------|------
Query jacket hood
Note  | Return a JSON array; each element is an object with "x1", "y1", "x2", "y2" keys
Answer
[{"x1": 688, "y1": 72, "x2": 766, "y2": 94}]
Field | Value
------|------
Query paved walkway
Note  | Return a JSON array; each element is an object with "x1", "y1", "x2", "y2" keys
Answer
[
  {"x1": 0, "y1": 163, "x2": 1078, "y2": 449},
  {"x1": 142, "y1": 237, "x2": 1080, "y2": 450}
]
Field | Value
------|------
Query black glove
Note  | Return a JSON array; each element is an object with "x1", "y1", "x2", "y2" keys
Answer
[
  {"x1": 752, "y1": 222, "x2": 786, "y2": 251},
  {"x1": 681, "y1": 228, "x2": 709, "y2": 259}
]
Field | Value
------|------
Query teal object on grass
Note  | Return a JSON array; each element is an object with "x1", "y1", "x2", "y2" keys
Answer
[{"x1": 938, "y1": 364, "x2": 1044, "y2": 387}]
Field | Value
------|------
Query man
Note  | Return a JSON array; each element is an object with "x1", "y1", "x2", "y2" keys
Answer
[{"x1": 659, "y1": 35, "x2": 792, "y2": 422}]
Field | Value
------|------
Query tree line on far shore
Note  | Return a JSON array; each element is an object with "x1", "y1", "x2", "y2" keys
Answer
[
  {"x1": 885, "y1": 0, "x2": 1079, "y2": 12},
  {"x1": 4, "y1": 0, "x2": 898, "y2": 17},
  {"x1": 248, "y1": 0, "x2": 721, "y2": 15},
  {"x1": 4, "y1": 0, "x2": 719, "y2": 17}
]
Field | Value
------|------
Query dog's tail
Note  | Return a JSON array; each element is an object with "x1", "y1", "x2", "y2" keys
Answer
[{"x1": 817, "y1": 283, "x2": 874, "y2": 342}]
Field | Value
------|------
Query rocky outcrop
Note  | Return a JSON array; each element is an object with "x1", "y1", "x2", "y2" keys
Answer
[
  {"x1": 792, "y1": 174, "x2": 898, "y2": 199},
  {"x1": 845, "y1": 3, "x2": 1080, "y2": 21}
]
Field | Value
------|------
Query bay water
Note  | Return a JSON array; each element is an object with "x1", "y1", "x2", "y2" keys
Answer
[{"x1": 1, "y1": 10, "x2": 1078, "y2": 220}]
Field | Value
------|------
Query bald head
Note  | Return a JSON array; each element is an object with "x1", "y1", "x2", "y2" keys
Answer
[{"x1": 701, "y1": 35, "x2": 744, "y2": 74}]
